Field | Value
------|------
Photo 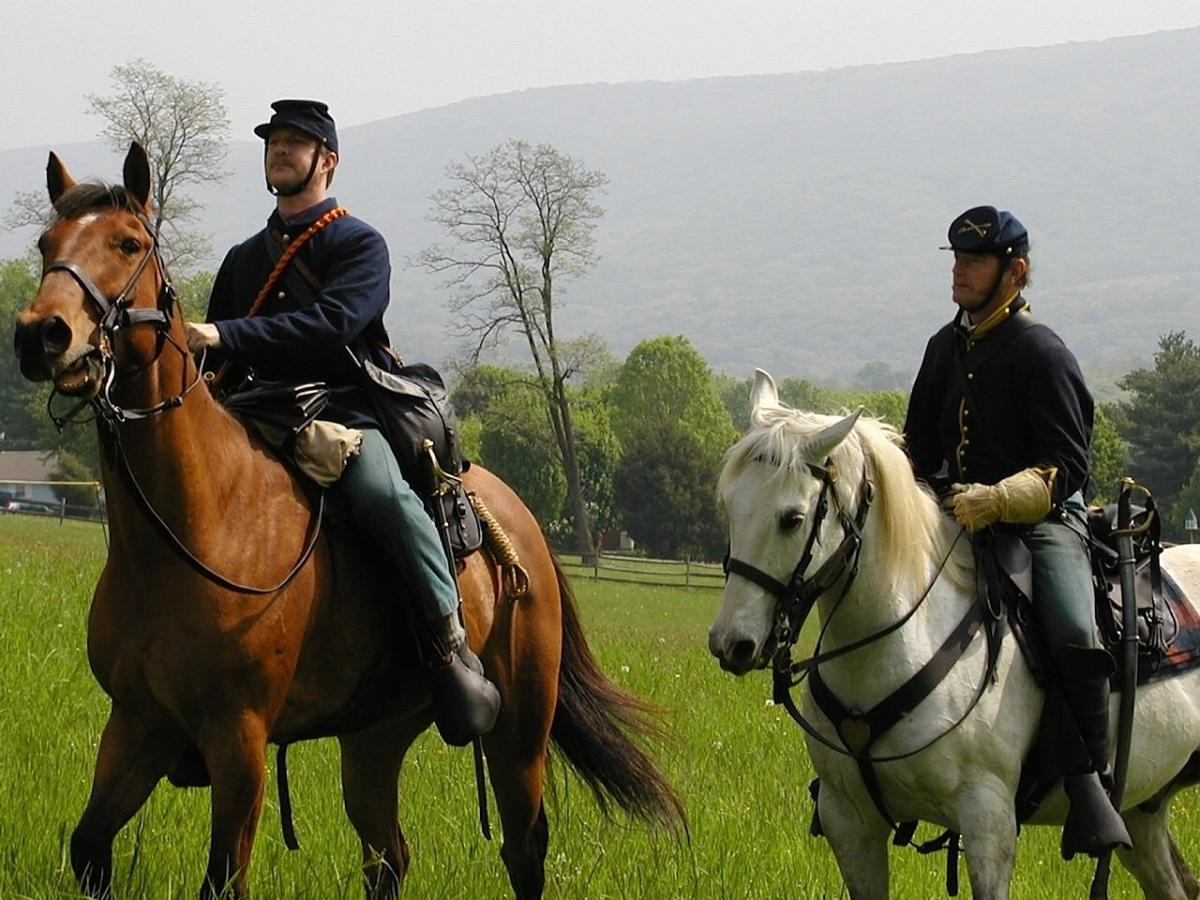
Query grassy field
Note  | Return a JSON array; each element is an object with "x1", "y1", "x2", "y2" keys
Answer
[{"x1": 0, "y1": 515, "x2": 1183, "y2": 898}]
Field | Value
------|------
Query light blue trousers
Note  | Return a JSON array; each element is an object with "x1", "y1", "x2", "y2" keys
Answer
[
  {"x1": 329, "y1": 428, "x2": 458, "y2": 621},
  {"x1": 1027, "y1": 493, "x2": 1101, "y2": 652}
]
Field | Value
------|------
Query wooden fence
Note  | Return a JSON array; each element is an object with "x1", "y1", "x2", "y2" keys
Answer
[{"x1": 558, "y1": 552, "x2": 725, "y2": 590}]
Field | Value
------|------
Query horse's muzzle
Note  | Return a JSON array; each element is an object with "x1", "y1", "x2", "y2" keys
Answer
[
  {"x1": 14, "y1": 312, "x2": 102, "y2": 395},
  {"x1": 708, "y1": 629, "x2": 773, "y2": 676},
  {"x1": 14, "y1": 312, "x2": 66, "y2": 381}
]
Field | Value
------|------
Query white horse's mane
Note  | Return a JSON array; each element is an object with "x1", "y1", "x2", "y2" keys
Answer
[{"x1": 719, "y1": 402, "x2": 971, "y2": 594}]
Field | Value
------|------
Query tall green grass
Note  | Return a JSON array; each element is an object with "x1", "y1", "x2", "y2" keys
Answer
[{"x1": 0, "y1": 516, "x2": 1176, "y2": 897}]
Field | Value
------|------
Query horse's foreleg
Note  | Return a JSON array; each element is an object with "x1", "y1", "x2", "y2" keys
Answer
[
  {"x1": 71, "y1": 706, "x2": 182, "y2": 898},
  {"x1": 954, "y1": 778, "x2": 1017, "y2": 900},
  {"x1": 1118, "y1": 801, "x2": 1197, "y2": 900},
  {"x1": 199, "y1": 715, "x2": 269, "y2": 899},
  {"x1": 816, "y1": 781, "x2": 890, "y2": 900},
  {"x1": 338, "y1": 717, "x2": 425, "y2": 900}
]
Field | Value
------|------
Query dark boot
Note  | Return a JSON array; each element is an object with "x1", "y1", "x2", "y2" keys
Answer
[
  {"x1": 425, "y1": 615, "x2": 500, "y2": 747},
  {"x1": 1055, "y1": 645, "x2": 1132, "y2": 859}
]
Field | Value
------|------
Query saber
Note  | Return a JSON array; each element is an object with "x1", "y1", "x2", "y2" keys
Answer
[{"x1": 1091, "y1": 477, "x2": 1148, "y2": 898}]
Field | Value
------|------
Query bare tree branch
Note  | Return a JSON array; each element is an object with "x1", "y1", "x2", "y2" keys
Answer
[
  {"x1": 421, "y1": 140, "x2": 609, "y2": 555},
  {"x1": 84, "y1": 58, "x2": 230, "y2": 272}
]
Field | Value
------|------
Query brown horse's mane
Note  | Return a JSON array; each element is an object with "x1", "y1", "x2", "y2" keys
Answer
[{"x1": 51, "y1": 182, "x2": 141, "y2": 223}]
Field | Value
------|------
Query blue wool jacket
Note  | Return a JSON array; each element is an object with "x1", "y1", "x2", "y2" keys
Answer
[
  {"x1": 903, "y1": 296, "x2": 1094, "y2": 506},
  {"x1": 204, "y1": 198, "x2": 393, "y2": 428}
]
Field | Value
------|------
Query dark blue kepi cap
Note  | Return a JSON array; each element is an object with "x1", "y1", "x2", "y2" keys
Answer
[
  {"x1": 941, "y1": 205, "x2": 1029, "y2": 256},
  {"x1": 253, "y1": 99, "x2": 338, "y2": 154}
]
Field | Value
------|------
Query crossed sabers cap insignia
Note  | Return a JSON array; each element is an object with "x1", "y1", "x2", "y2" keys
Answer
[{"x1": 957, "y1": 218, "x2": 992, "y2": 238}]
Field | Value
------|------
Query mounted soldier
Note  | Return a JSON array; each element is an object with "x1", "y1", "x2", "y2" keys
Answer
[
  {"x1": 902, "y1": 205, "x2": 1132, "y2": 857},
  {"x1": 185, "y1": 99, "x2": 499, "y2": 746}
]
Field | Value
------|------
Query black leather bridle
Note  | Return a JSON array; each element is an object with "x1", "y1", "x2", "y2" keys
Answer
[
  {"x1": 41, "y1": 209, "x2": 201, "y2": 429},
  {"x1": 724, "y1": 455, "x2": 874, "y2": 670}
]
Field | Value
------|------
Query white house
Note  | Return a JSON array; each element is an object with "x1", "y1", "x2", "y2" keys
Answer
[{"x1": 0, "y1": 450, "x2": 60, "y2": 504}]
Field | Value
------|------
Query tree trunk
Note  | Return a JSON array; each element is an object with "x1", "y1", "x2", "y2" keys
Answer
[{"x1": 554, "y1": 388, "x2": 595, "y2": 561}]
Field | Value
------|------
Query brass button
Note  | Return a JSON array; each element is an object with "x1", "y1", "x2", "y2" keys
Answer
[
  {"x1": 967, "y1": 372, "x2": 975, "y2": 380},
  {"x1": 963, "y1": 439, "x2": 970, "y2": 446},
  {"x1": 963, "y1": 409, "x2": 970, "y2": 417},
  {"x1": 282, "y1": 233, "x2": 291, "y2": 242},
  {"x1": 277, "y1": 291, "x2": 286, "y2": 300}
]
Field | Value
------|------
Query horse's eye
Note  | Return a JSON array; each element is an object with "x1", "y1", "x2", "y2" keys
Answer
[
  {"x1": 120, "y1": 237, "x2": 141, "y2": 254},
  {"x1": 780, "y1": 509, "x2": 805, "y2": 532}
]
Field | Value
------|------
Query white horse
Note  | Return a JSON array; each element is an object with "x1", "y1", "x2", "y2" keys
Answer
[{"x1": 708, "y1": 369, "x2": 1200, "y2": 900}]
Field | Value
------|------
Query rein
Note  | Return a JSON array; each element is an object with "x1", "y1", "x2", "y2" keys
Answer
[{"x1": 42, "y1": 209, "x2": 322, "y2": 595}]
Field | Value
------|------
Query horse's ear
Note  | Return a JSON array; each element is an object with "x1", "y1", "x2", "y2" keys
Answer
[
  {"x1": 122, "y1": 142, "x2": 152, "y2": 209},
  {"x1": 804, "y1": 408, "x2": 863, "y2": 460},
  {"x1": 47, "y1": 152, "x2": 76, "y2": 204},
  {"x1": 750, "y1": 368, "x2": 779, "y2": 415}
]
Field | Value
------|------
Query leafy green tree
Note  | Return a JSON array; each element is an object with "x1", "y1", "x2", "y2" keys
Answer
[
  {"x1": 614, "y1": 420, "x2": 726, "y2": 561},
  {"x1": 175, "y1": 269, "x2": 216, "y2": 323},
  {"x1": 610, "y1": 337, "x2": 734, "y2": 557},
  {"x1": 0, "y1": 255, "x2": 43, "y2": 450},
  {"x1": 1112, "y1": 331, "x2": 1200, "y2": 537},
  {"x1": 1171, "y1": 460, "x2": 1200, "y2": 539},
  {"x1": 1088, "y1": 405, "x2": 1128, "y2": 506},
  {"x1": 610, "y1": 336, "x2": 737, "y2": 456},
  {"x1": 779, "y1": 376, "x2": 832, "y2": 412},
  {"x1": 714, "y1": 373, "x2": 754, "y2": 433},
  {"x1": 570, "y1": 400, "x2": 621, "y2": 534},
  {"x1": 457, "y1": 415, "x2": 483, "y2": 463},
  {"x1": 471, "y1": 378, "x2": 567, "y2": 527},
  {"x1": 846, "y1": 390, "x2": 909, "y2": 429},
  {"x1": 451, "y1": 365, "x2": 529, "y2": 418}
]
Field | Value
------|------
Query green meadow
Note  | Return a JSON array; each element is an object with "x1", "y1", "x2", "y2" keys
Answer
[{"x1": 0, "y1": 515, "x2": 1183, "y2": 898}]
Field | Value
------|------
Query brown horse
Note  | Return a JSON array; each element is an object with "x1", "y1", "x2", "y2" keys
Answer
[{"x1": 14, "y1": 143, "x2": 682, "y2": 900}]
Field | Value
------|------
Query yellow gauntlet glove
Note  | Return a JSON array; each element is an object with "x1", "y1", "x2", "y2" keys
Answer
[{"x1": 949, "y1": 467, "x2": 1054, "y2": 533}]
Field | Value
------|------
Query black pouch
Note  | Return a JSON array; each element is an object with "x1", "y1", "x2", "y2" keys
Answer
[{"x1": 361, "y1": 359, "x2": 482, "y2": 558}]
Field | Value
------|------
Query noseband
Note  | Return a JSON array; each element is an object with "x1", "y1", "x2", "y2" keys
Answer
[
  {"x1": 725, "y1": 456, "x2": 874, "y2": 660},
  {"x1": 41, "y1": 210, "x2": 201, "y2": 428}
]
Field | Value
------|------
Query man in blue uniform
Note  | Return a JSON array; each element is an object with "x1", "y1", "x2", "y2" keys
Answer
[
  {"x1": 903, "y1": 206, "x2": 1131, "y2": 858},
  {"x1": 185, "y1": 99, "x2": 498, "y2": 746}
]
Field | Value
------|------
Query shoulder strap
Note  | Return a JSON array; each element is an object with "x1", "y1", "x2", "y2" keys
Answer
[
  {"x1": 209, "y1": 207, "x2": 348, "y2": 393},
  {"x1": 264, "y1": 227, "x2": 325, "y2": 304},
  {"x1": 248, "y1": 207, "x2": 348, "y2": 317}
]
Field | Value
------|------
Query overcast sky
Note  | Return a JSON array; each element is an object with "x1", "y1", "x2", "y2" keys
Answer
[{"x1": 6, "y1": 1, "x2": 1200, "y2": 153}]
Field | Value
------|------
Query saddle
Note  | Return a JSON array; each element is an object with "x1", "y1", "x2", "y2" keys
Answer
[
  {"x1": 979, "y1": 506, "x2": 1199, "y2": 823},
  {"x1": 985, "y1": 504, "x2": 1193, "y2": 687}
]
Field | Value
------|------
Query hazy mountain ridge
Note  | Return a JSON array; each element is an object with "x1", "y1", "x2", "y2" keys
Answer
[{"x1": 3, "y1": 28, "x2": 1197, "y2": 382}]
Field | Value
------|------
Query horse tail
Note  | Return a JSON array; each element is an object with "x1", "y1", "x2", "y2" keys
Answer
[{"x1": 549, "y1": 556, "x2": 686, "y2": 833}]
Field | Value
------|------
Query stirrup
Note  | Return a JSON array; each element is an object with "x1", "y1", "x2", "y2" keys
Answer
[
  {"x1": 1061, "y1": 772, "x2": 1133, "y2": 859},
  {"x1": 428, "y1": 646, "x2": 500, "y2": 746}
]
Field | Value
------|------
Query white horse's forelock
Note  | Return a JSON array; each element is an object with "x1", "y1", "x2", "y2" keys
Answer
[{"x1": 719, "y1": 403, "x2": 971, "y2": 595}]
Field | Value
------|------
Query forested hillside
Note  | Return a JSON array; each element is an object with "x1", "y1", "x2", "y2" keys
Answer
[{"x1": 3, "y1": 28, "x2": 1197, "y2": 384}]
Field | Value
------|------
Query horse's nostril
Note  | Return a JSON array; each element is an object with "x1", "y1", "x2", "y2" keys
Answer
[
  {"x1": 729, "y1": 639, "x2": 757, "y2": 669},
  {"x1": 40, "y1": 315, "x2": 72, "y2": 358}
]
